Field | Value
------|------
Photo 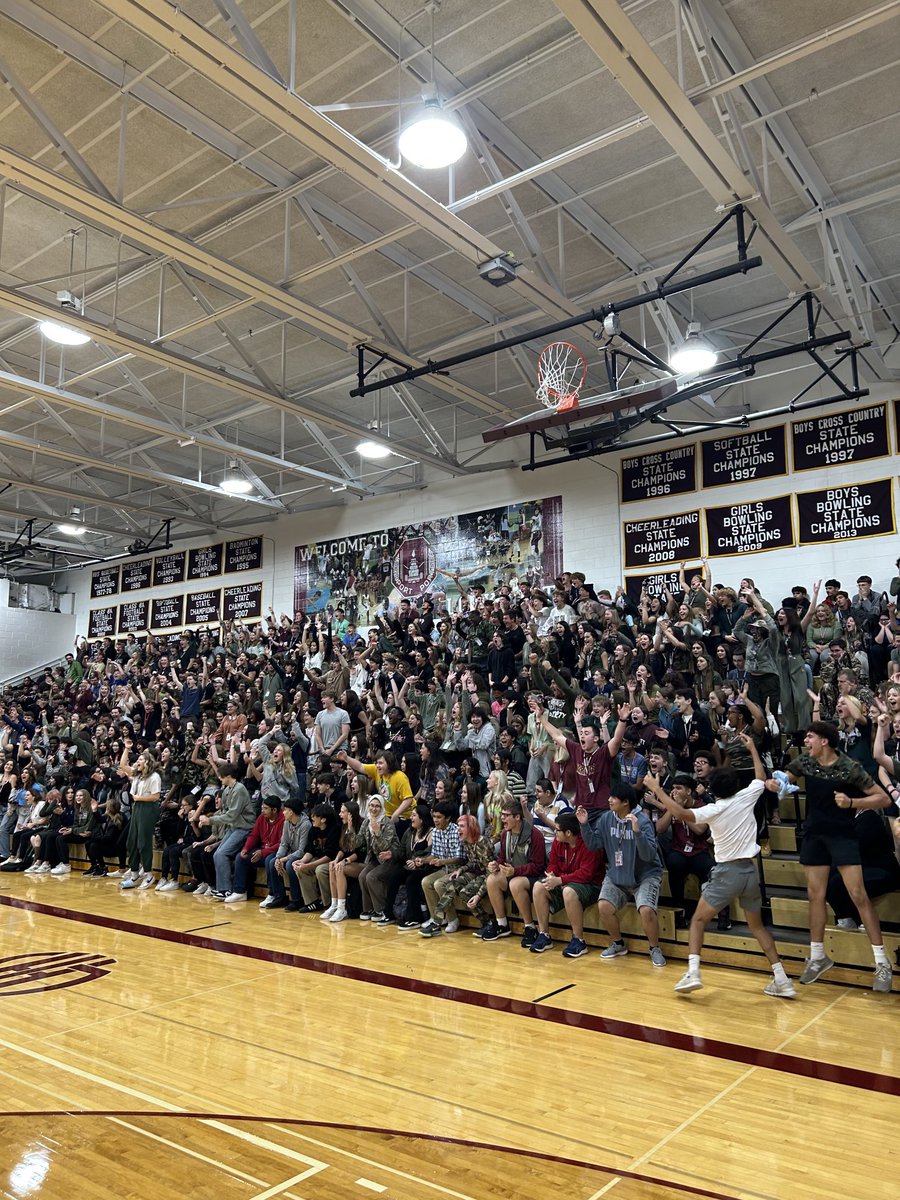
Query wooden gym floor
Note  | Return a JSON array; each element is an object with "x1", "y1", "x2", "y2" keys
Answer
[{"x1": 0, "y1": 873, "x2": 896, "y2": 1200}]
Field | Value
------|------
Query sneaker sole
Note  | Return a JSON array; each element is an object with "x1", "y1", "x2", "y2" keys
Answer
[{"x1": 563, "y1": 949, "x2": 588, "y2": 958}]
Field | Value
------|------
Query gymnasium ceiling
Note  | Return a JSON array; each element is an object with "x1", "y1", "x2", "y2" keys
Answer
[{"x1": 0, "y1": 0, "x2": 897, "y2": 574}]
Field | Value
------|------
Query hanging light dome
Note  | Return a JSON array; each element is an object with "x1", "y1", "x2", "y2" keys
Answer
[
  {"x1": 398, "y1": 98, "x2": 467, "y2": 170},
  {"x1": 669, "y1": 322, "x2": 718, "y2": 374}
]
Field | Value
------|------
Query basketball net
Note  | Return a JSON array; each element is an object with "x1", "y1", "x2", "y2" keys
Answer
[{"x1": 537, "y1": 341, "x2": 586, "y2": 412}]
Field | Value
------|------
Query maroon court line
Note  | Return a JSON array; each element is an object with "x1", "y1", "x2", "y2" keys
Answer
[
  {"x1": 0, "y1": 1110, "x2": 743, "y2": 1200},
  {"x1": 1, "y1": 894, "x2": 897, "y2": 1097}
]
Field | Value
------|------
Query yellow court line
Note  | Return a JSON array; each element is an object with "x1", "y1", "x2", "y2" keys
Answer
[{"x1": 269, "y1": 1123, "x2": 485, "y2": 1200}]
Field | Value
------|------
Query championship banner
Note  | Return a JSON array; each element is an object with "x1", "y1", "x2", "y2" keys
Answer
[
  {"x1": 121, "y1": 558, "x2": 152, "y2": 591},
  {"x1": 791, "y1": 402, "x2": 889, "y2": 472},
  {"x1": 186, "y1": 588, "x2": 221, "y2": 625},
  {"x1": 624, "y1": 566, "x2": 704, "y2": 604},
  {"x1": 623, "y1": 509, "x2": 702, "y2": 570},
  {"x1": 223, "y1": 581, "x2": 263, "y2": 622},
  {"x1": 701, "y1": 425, "x2": 787, "y2": 489},
  {"x1": 151, "y1": 595, "x2": 184, "y2": 630},
  {"x1": 187, "y1": 543, "x2": 222, "y2": 580},
  {"x1": 87, "y1": 606, "x2": 116, "y2": 638},
  {"x1": 117, "y1": 598, "x2": 149, "y2": 634},
  {"x1": 797, "y1": 479, "x2": 895, "y2": 545},
  {"x1": 704, "y1": 496, "x2": 795, "y2": 556},
  {"x1": 293, "y1": 496, "x2": 563, "y2": 621},
  {"x1": 620, "y1": 444, "x2": 696, "y2": 503},
  {"x1": 153, "y1": 551, "x2": 186, "y2": 588},
  {"x1": 225, "y1": 536, "x2": 263, "y2": 573},
  {"x1": 90, "y1": 565, "x2": 120, "y2": 599}
]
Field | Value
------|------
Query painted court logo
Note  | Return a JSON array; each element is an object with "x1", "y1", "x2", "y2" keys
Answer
[{"x1": 0, "y1": 951, "x2": 115, "y2": 995}]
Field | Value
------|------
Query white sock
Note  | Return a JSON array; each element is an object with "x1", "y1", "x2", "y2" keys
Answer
[
  {"x1": 873, "y1": 944, "x2": 889, "y2": 967},
  {"x1": 810, "y1": 941, "x2": 825, "y2": 960},
  {"x1": 335, "y1": 899, "x2": 346, "y2": 912},
  {"x1": 688, "y1": 954, "x2": 701, "y2": 974},
  {"x1": 772, "y1": 962, "x2": 788, "y2": 983},
  {"x1": 497, "y1": 917, "x2": 508, "y2": 927}
]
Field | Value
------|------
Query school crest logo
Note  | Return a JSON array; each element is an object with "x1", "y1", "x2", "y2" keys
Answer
[{"x1": 0, "y1": 951, "x2": 115, "y2": 995}]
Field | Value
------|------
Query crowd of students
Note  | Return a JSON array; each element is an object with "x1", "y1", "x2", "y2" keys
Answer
[{"x1": 2, "y1": 560, "x2": 899, "y2": 995}]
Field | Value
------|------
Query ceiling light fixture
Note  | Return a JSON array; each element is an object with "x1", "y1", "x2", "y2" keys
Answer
[
  {"x1": 38, "y1": 233, "x2": 92, "y2": 346},
  {"x1": 220, "y1": 459, "x2": 253, "y2": 494},
  {"x1": 669, "y1": 322, "x2": 718, "y2": 374},
  {"x1": 398, "y1": 97, "x2": 467, "y2": 170},
  {"x1": 356, "y1": 440, "x2": 392, "y2": 459},
  {"x1": 58, "y1": 507, "x2": 86, "y2": 536},
  {"x1": 39, "y1": 318, "x2": 91, "y2": 347}
]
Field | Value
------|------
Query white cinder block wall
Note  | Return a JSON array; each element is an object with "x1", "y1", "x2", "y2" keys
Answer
[
  {"x1": 0, "y1": 608, "x2": 77, "y2": 682},
  {"x1": 26, "y1": 380, "x2": 900, "y2": 639}
]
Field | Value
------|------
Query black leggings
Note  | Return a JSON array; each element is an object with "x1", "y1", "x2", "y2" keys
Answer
[
  {"x1": 666, "y1": 850, "x2": 715, "y2": 910},
  {"x1": 87, "y1": 828, "x2": 129, "y2": 870},
  {"x1": 190, "y1": 844, "x2": 218, "y2": 886},
  {"x1": 384, "y1": 866, "x2": 431, "y2": 922}
]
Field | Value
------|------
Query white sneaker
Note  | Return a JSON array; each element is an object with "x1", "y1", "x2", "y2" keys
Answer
[
  {"x1": 764, "y1": 977, "x2": 797, "y2": 998},
  {"x1": 445, "y1": 918, "x2": 460, "y2": 934},
  {"x1": 329, "y1": 907, "x2": 348, "y2": 922},
  {"x1": 320, "y1": 902, "x2": 337, "y2": 920},
  {"x1": 259, "y1": 895, "x2": 276, "y2": 908},
  {"x1": 35, "y1": 863, "x2": 52, "y2": 874},
  {"x1": 107, "y1": 869, "x2": 123, "y2": 878},
  {"x1": 194, "y1": 883, "x2": 210, "y2": 896},
  {"x1": 120, "y1": 869, "x2": 136, "y2": 884},
  {"x1": 155, "y1": 879, "x2": 168, "y2": 891},
  {"x1": 160, "y1": 880, "x2": 181, "y2": 893},
  {"x1": 224, "y1": 892, "x2": 247, "y2": 903},
  {"x1": 674, "y1": 971, "x2": 703, "y2": 993},
  {"x1": 23, "y1": 863, "x2": 39, "y2": 874},
  {"x1": 836, "y1": 918, "x2": 860, "y2": 931},
  {"x1": 138, "y1": 874, "x2": 155, "y2": 890},
  {"x1": 50, "y1": 863, "x2": 71, "y2": 876}
]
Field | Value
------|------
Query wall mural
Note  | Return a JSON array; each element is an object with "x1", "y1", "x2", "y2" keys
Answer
[{"x1": 292, "y1": 496, "x2": 563, "y2": 622}]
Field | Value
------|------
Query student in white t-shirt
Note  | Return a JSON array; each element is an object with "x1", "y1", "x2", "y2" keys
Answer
[{"x1": 645, "y1": 731, "x2": 796, "y2": 999}]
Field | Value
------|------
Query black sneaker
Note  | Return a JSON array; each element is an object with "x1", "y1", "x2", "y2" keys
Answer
[
  {"x1": 717, "y1": 915, "x2": 733, "y2": 931},
  {"x1": 376, "y1": 913, "x2": 396, "y2": 926},
  {"x1": 298, "y1": 902, "x2": 320, "y2": 913},
  {"x1": 398, "y1": 919, "x2": 421, "y2": 931},
  {"x1": 520, "y1": 924, "x2": 538, "y2": 949},
  {"x1": 481, "y1": 922, "x2": 512, "y2": 942},
  {"x1": 285, "y1": 901, "x2": 302, "y2": 912},
  {"x1": 359, "y1": 910, "x2": 375, "y2": 921},
  {"x1": 181, "y1": 880, "x2": 199, "y2": 892}
]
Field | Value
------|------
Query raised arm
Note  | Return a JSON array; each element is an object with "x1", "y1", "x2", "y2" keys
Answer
[{"x1": 800, "y1": 580, "x2": 822, "y2": 633}]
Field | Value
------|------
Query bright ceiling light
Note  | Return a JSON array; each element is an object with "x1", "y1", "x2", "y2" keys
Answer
[
  {"x1": 38, "y1": 319, "x2": 91, "y2": 347},
  {"x1": 356, "y1": 440, "x2": 392, "y2": 459},
  {"x1": 398, "y1": 99, "x2": 467, "y2": 170},
  {"x1": 58, "y1": 508, "x2": 86, "y2": 536},
  {"x1": 670, "y1": 322, "x2": 718, "y2": 374},
  {"x1": 220, "y1": 474, "x2": 253, "y2": 494},
  {"x1": 221, "y1": 458, "x2": 253, "y2": 494}
]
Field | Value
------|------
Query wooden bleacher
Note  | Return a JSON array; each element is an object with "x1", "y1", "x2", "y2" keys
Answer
[{"x1": 61, "y1": 788, "x2": 900, "y2": 988}]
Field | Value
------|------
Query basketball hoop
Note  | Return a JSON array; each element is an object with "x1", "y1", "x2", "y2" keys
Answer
[{"x1": 537, "y1": 341, "x2": 586, "y2": 412}]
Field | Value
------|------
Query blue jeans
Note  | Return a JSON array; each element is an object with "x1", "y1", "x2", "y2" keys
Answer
[
  {"x1": 266, "y1": 849, "x2": 304, "y2": 901},
  {"x1": 214, "y1": 828, "x2": 252, "y2": 893},
  {"x1": 233, "y1": 850, "x2": 276, "y2": 896},
  {"x1": 0, "y1": 809, "x2": 18, "y2": 859}
]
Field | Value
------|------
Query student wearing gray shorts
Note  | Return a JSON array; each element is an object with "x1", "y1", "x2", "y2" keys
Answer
[
  {"x1": 577, "y1": 782, "x2": 667, "y2": 968},
  {"x1": 646, "y1": 731, "x2": 796, "y2": 1000}
]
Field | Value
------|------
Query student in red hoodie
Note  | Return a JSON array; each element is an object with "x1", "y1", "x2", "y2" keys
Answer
[
  {"x1": 528, "y1": 812, "x2": 605, "y2": 957},
  {"x1": 224, "y1": 798, "x2": 285, "y2": 903}
]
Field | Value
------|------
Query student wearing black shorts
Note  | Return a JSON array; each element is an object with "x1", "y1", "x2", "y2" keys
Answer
[{"x1": 774, "y1": 721, "x2": 893, "y2": 993}]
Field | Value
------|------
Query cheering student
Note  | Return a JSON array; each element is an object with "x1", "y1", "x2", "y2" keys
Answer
[
  {"x1": 646, "y1": 732, "x2": 796, "y2": 998},
  {"x1": 767, "y1": 721, "x2": 892, "y2": 993}
]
